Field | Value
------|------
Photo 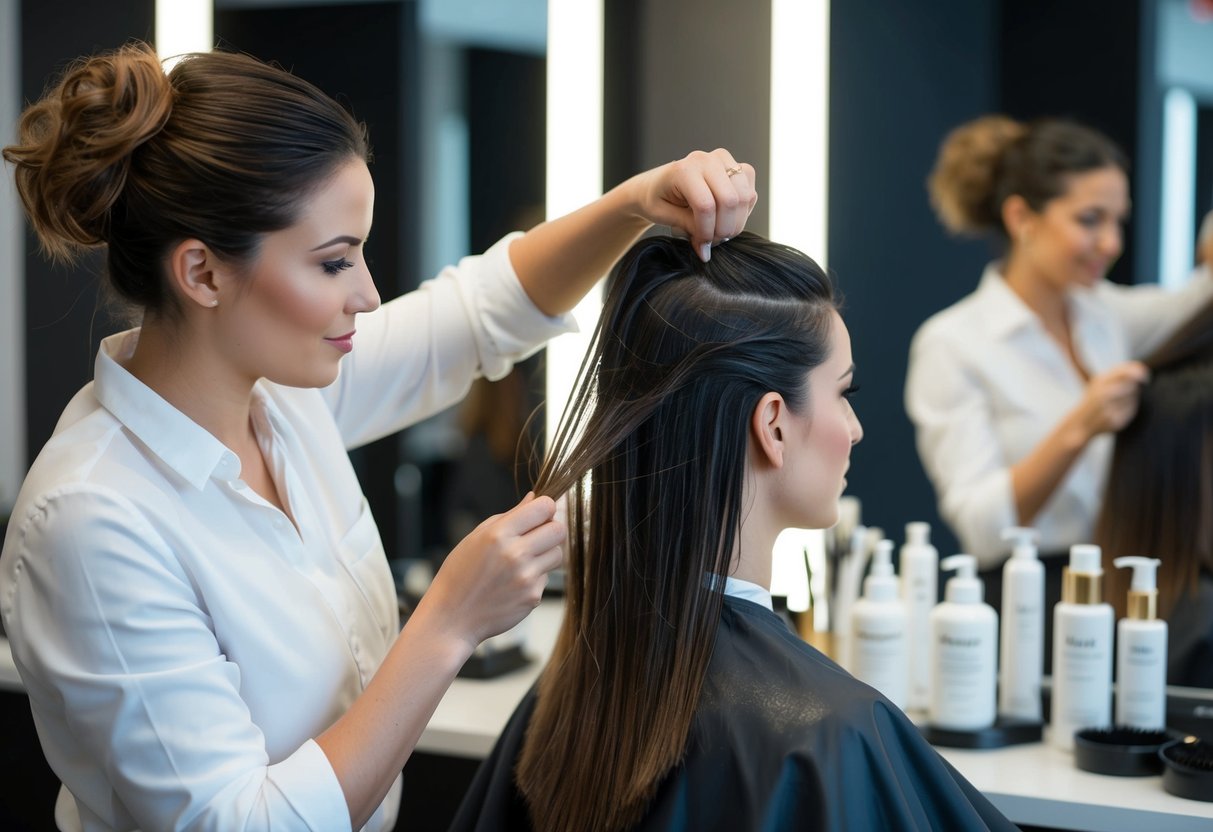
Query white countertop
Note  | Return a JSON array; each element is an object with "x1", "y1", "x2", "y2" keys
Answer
[{"x1": 5, "y1": 606, "x2": 1213, "y2": 830}]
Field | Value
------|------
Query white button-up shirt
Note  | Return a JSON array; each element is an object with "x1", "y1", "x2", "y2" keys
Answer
[
  {"x1": 905, "y1": 262, "x2": 1213, "y2": 567},
  {"x1": 0, "y1": 234, "x2": 574, "y2": 832}
]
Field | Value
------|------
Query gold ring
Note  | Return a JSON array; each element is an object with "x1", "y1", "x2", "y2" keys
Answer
[{"x1": 725, "y1": 165, "x2": 743, "y2": 177}]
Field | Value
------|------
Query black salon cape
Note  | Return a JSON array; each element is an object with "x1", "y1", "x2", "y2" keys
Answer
[{"x1": 450, "y1": 595, "x2": 1018, "y2": 831}]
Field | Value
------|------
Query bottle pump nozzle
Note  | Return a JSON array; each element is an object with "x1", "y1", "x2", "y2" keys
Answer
[
  {"x1": 1001, "y1": 526, "x2": 1040, "y2": 560},
  {"x1": 940, "y1": 554, "x2": 982, "y2": 604},
  {"x1": 906, "y1": 521, "x2": 930, "y2": 546},
  {"x1": 862, "y1": 539, "x2": 898, "y2": 601},
  {"x1": 1113, "y1": 556, "x2": 1162, "y2": 620}
]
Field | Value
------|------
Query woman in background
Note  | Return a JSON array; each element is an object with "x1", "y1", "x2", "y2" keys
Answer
[
  {"x1": 1095, "y1": 298, "x2": 1213, "y2": 689},
  {"x1": 0, "y1": 42, "x2": 756, "y2": 832},
  {"x1": 452, "y1": 232, "x2": 1016, "y2": 831},
  {"x1": 906, "y1": 116, "x2": 1213, "y2": 630}
]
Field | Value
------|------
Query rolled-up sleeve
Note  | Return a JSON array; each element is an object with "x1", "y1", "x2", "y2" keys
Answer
[
  {"x1": 323, "y1": 233, "x2": 578, "y2": 448},
  {"x1": 2, "y1": 487, "x2": 352, "y2": 832},
  {"x1": 905, "y1": 327, "x2": 1016, "y2": 567}
]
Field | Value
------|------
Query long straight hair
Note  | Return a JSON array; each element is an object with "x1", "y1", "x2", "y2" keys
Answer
[
  {"x1": 1096, "y1": 299, "x2": 1213, "y2": 619},
  {"x1": 516, "y1": 232, "x2": 837, "y2": 831}
]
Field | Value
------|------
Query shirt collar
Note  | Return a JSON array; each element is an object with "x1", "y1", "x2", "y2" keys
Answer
[
  {"x1": 715, "y1": 575, "x2": 774, "y2": 610},
  {"x1": 93, "y1": 329, "x2": 242, "y2": 490},
  {"x1": 974, "y1": 261, "x2": 1109, "y2": 347},
  {"x1": 972, "y1": 262, "x2": 1039, "y2": 340}
]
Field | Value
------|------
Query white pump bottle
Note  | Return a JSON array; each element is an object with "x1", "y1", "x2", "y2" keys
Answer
[
  {"x1": 999, "y1": 526, "x2": 1044, "y2": 722},
  {"x1": 1050, "y1": 544, "x2": 1113, "y2": 750},
  {"x1": 849, "y1": 540, "x2": 909, "y2": 709},
  {"x1": 900, "y1": 521, "x2": 938, "y2": 711},
  {"x1": 1112, "y1": 557, "x2": 1168, "y2": 730},
  {"x1": 928, "y1": 554, "x2": 998, "y2": 731}
]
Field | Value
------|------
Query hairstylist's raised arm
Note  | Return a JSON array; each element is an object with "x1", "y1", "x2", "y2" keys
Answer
[{"x1": 510, "y1": 149, "x2": 757, "y2": 317}]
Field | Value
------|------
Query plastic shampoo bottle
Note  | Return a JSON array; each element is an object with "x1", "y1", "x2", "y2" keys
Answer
[
  {"x1": 928, "y1": 554, "x2": 998, "y2": 731},
  {"x1": 1113, "y1": 556, "x2": 1168, "y2": 730},
  {"x1": 850, "y1": 539, "x2": 909, "y2": 709},
  {"x1": 1050, "y1": 543, "x2": 1113, "y2": 750},
  {"x1": 900, "y1": 521, "x2": 938, "y2": 711},
  {"x1": 999, "y1": 526, "x2": 1044, "y2": 722}
]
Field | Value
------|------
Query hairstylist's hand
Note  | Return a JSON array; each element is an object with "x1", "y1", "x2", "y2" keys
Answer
[
  {"x1": 631, "y1": 148, "x2": 758, "y2": 262},
  {"x1": 423, "y1": 493, "x2": 565, "y2": 649},
  {"x1": 1071, "y1": 361, "x2": 1149, "y2": 440}
]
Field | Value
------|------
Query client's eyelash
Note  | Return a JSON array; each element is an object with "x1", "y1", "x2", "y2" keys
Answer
[
  {"x1": 842, "y1": 384, "x2": 861, "y2": 399},
  {"x1": 322, "y1": 258, "x2": 354, "y2": 275}
]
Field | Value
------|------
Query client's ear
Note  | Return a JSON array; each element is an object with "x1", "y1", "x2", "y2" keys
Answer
[{"x1": 751, "y1": 392, "x2": 787, "y2": 469}]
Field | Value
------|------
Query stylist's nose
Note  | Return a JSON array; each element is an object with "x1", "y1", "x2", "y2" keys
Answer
[
  {"x1": 350, "y1": 265, "x2": 381, "y2": 314},
  {"x1": 1100, "y1": 221, "x2": 1123, "y2": 260}
]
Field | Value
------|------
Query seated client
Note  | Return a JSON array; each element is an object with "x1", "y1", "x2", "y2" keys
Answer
[
  {"x1": 1096, "y1": 297, "x2": 1213, "y2": 689},
  {"x1": 452, "y1": 233, "x2": 1016, "y2": 831}
]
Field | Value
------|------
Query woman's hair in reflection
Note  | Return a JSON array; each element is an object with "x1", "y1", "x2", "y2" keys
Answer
[
  {"x1": 1095, "y1": 299, "x2": 1213, "y2": 620},
  {"x1": 927, "y1": 115, "x2": 1126, "y2": 238},
  {"x1": 517, "y1": 232, "x2": 837, "y2": 831}
]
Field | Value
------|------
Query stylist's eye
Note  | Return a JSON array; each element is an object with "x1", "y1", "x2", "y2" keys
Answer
[{"x1": 321, "y1": 257, "x2": 354, "y2": 275}]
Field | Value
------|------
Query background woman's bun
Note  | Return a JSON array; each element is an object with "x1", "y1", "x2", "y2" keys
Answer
[
  {"x1": 3, "y1": 42, "x2": 173, "y2": 260},
  {"x1": 927, "y1": 115, "x2": 1025, "y2": 236}
]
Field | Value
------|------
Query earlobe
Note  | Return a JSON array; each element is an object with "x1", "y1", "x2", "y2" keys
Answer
[
  {"x1": 751, "y1": 392, "x2": 786, "y2": 469},
  {"x1": 167, "y1": 238, "x2": 223, "y2": 309}
]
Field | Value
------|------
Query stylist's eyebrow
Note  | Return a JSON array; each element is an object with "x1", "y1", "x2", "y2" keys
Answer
[
  {"x1": 838, "y1": 364, "x2": 855, "y2": 380},
  {"x1": 310, "y1": 235, "x2": 363, "y2": 251}
]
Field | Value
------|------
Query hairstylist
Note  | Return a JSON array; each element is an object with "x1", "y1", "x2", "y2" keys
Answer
[
  {"x1": 0, "y1": 43, "x2": 757, "y2": 832},
  {"x1": 905, "y1": 116, "x2": 1213, "y2": 624}
]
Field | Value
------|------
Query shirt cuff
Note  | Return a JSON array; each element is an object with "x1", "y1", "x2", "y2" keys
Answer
[{"x1": 267, "y1": 739, "x2": 353, "y2": 832}]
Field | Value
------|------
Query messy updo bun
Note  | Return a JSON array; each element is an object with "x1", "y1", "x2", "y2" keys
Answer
[
  {"x1": 927, "y1": 115, "x2": 1127, "y2": 238},
  {"x1": 3, "y1": 41, "x2": 369, "y2": 316},
  {"x1": 5, "y1": 43, "x2": 172, "y2": 259}
]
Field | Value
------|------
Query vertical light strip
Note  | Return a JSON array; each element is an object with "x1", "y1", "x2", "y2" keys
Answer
[
  {"x1": 1159, "y1": 86, "x2": 1196, "y2": 289},
  {"x1": 0, "y1": 0, "x2": 24, "y2": 512},
  {"x1": 769, "y1": 0, "x2": 831, "y2": 611},
  {"x1": 155, "y1": 0, "x2": 214, "y2": 67},
  {"x1": 769, "y1": 0, "x2": 829, "y2": 267},
  {"x1": 544, "y1": 0, "x2": 604, "y2": 446}
]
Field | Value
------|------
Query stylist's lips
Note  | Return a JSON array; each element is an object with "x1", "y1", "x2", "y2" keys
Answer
[{"x1": 325, "y1": 330, "x2": 355, "y2": 354}]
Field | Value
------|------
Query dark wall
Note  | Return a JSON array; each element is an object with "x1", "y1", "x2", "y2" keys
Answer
[
  {"x1": 829, "y1": 0, "x2": 1000, "y2": 557},
  {"x1": 999, "y1": 0, "x2": 1143, "y2": 287},
  {"x1": 214, "y1": 2, "x2": 415, "y2": 561},
  {"x1": 20, "y1": 0, "x2": 154, "y2": 470}
]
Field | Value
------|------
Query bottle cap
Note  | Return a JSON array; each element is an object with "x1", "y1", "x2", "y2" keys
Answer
[
  {"x1": 1001, "y1": 526, "x2": 1040, "y2": 561},
  {"x1": 1113, "y1": 556, "x2": 1161, "y2": 620},
  {"x1": 906, "y1": 521, "x2": 930, "y2": 546},
  {"x1": 1069, "y1": 544, "x2": 1103, "y2": 574},
  {"x1": 1063, "y1": 544, "x2": 1103, "y2": 605},
  {"x1": 940, "y1": 554, "x2": 983, "y2": 604}
]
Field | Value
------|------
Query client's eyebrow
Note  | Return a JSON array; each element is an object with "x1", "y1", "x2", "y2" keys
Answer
[
  {"x1": 310, "y1": 235, "x2": 363, "y2": 251},
  {"x1": 838, "y1": 364, "x2": 855, "y2": 380}
]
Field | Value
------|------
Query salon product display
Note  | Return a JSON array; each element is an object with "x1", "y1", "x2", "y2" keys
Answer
[
  {"x1": 849, "y1": 539, "x2": 909, "y2": 709},
  {"x1": 1112, "y1": 557, "x2": 1168, "y2": 731},
  {"x1": 901, "y1": 521, "x2": 939, "y2": 711},
  {"x1": 1049, "y1": 544, "x2": 1113, "y2": 751},
  {"x1": 998, "y1": 527, "x2": 1044, "y2": 723},
  {"x1": 928, "y1": 555, "x2": 998, "y2": 732}
]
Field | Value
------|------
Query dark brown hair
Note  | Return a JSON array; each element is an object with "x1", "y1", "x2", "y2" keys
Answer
[
  {"x1": 517, "y1": 232, "x2": 838, "y2": 831},
  {"x1": 1095, "y1": 299, "x2": 1213, "y2": 619},
  {"x1": 928, "y1": 115, "x2": 1127, "y2": 237},
  {"x1": 3, "y1": 41, "x2": 368, "y2": 318}
]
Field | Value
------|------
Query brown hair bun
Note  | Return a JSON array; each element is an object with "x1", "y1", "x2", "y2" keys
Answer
[
  {"x1": 927, "y1": 115, "x2": 1026, "y2": 236},
  {"x1": 4, "y1": 42, "x2": 172, "y2": 260}
]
